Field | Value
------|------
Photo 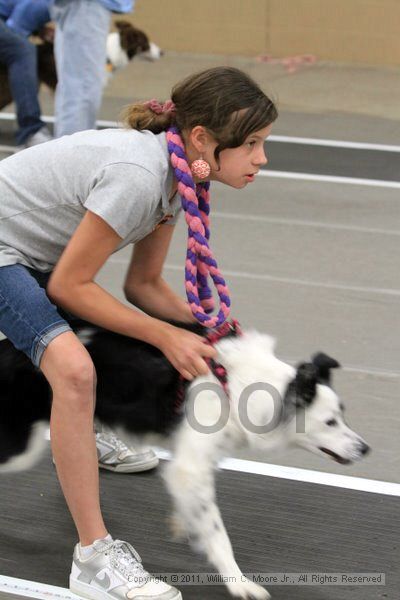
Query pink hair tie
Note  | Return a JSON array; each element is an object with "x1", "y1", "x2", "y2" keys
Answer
[{"x1": 144, "y1": 99, "x2": 176, "y2": 115}]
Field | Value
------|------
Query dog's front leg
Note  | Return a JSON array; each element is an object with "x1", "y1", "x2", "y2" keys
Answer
[{"x1": 164, "y1": 435, "x2": 270, "y2": 599}]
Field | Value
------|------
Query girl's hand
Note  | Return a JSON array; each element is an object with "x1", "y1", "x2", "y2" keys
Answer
[{"x1": 157, "y1": 324, "x2": 217, "y2": 380}]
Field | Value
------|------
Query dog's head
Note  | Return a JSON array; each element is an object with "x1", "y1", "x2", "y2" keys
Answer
[
  {"x1": 107, "y1": 21, "x2": 162, "y2": 71},
  {"x1": 285, "y1": 353, "x2": 370, "y2": 464},
  {"x1": 116, "y1": 20, "x2": 150, "y2": 58},
  {"x1": 214, "y1": 334, "x2": 369, "y2": 465}
]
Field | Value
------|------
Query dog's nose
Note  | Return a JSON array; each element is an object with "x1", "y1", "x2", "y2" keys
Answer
[{"x1": 360, "y1": 442, "x2": 370, "y2": 456}]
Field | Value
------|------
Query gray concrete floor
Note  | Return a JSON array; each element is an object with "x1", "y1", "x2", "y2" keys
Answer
[{"x1": 0, "y1": 449, "x2": 398, "y2": 599}]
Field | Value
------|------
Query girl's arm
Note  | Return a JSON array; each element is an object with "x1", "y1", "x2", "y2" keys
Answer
[
  {"x1": 123, "y1": 223, "x2": 196, "y2": 323},
  {"x1": 48, "y1": 211, "x2": 166, "y2": 346},
  {"x1": 47, "y1": 211, "x2": 216, "y2": 379}
]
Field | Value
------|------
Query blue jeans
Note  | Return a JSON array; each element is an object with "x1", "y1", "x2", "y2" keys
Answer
[
  {"x1": 0, "y1": 264, "x2": 73, "y2": 368},
  {"x1": 0, "y1": 19, "x2": 46, "y2": 144},
  {"x1": 51, "y1": 0, "x2": 111, "y2": 136}
]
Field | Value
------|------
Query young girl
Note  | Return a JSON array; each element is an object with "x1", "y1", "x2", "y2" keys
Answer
[{"x1": 0, "y1": 66, "x2": 277, "y2": 600}]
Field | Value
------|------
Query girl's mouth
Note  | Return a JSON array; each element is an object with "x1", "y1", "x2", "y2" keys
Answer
[{"x1": 245, "y1": 174, "x2": 255, "y2": 182}]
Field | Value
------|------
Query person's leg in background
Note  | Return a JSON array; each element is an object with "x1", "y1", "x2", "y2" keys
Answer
[
  {"x1": 0, "y1": 19, "x2": 50, "y2": 146},
  {"x1": 51, "y1": 0, "x2": 111, "y2": 137}
]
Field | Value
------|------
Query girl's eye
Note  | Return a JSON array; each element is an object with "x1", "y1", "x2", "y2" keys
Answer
[
  {"x1": 246, "y1": 140, "x2": 256, "y2": 147},
  {"x1": 326, "y1": 419, "x2": 338, "y2": 427}
]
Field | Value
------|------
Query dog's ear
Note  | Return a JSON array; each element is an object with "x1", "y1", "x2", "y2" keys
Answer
[
  {"x1": 311, "y1": 352, "x2": 340, "y2": 384},
  {"x1": 292, "y1": 362, "x2": 318, "y2": 407},
  {"x1": 114, "y1": 20, "x2": 133, "y2": 32},
  {"x1": 133, "y1": 30, "x2": 150, "y2": 53},
  {"x1": 115, "y1": 20, "x2": 150, "y2": 57}
]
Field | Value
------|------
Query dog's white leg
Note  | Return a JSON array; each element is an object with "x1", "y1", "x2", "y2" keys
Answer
[
  {"x1": 166, "y1": 510, "x2": 186, "y2": 542},
  {"x1": 163, "y1": 427, "x2": 270, "y2": 599}
]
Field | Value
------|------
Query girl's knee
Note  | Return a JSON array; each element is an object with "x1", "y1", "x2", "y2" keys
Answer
[
  {"x1": 59, "y1": 360, "x2": 96, "y2": 393},
  {"x1": 41, "y1": 331, "x2": 96, "y2": 395}
]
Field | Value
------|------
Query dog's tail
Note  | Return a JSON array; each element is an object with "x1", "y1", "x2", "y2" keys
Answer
[
  {"x1": 0, "y1": 421, "x2": 49, "y2": 473},
  {"x1": 0, "y1": 343, "x2": 51, "y2": 473}
]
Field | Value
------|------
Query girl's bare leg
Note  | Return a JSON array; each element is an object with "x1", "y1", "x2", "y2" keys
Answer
[{"x1": 40, "y1": 331, "x2": 107, "y2": 545}]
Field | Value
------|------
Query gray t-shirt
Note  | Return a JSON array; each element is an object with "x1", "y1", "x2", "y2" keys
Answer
[{"x1": 0, "y1": 128, "x2": 181, "y2": 272}]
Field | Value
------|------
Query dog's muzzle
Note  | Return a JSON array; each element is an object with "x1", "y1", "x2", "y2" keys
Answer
[
  {"x1": 318, "y1": 447, "x2": 352, "y2": 465},
  {"x1": 319, "y1": 441, "x2": 370, "y2": 465}
]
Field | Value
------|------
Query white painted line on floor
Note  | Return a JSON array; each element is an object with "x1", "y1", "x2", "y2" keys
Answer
[
  {"x1": 0, "y1": 575, "x2": 76, "y2": 600},
  {"x1": 161, "y1": 263, "x2": 400, "y2": 298},
  {"x1": 42, "y1": 429, "x2": 400, "y2": 496},
  {"x1": 153, "y1": 449, "x2": 400, "y2": 497},
  {"x1": 258, "y1": 170, "x2": 400, "y2": 189},
  {"x1": 268, "y1": 135, "x2": 400, "y2": 153},
  {"x1": 97, "y1": 119, "x2": 120, "y2": 128},
  {"x1": 109, "y1": 257, "x2": 400, "y2": 298},
  {"x1": 0, "y1": 112, "x2": 30, "y2": 122},
  {"x1": 342, "y1": 364, "x2": 400, "y2": 378},
  {"x1": 0, "y1": 113, "x2": 57, "y2": 124},
  {"x1": 284, "y1": 359, "x2": 400, "y2": 379},
  {"x1": 0, "y1": 112, "x2": 120, "y2": 129},
  {"x1": 109, "y1": 256, "x2": 400, "y2": 298},
  {"x1": 219, "y1": 458, "x2": 400, "y2": 497},
  {"x1": 0, "y1": 144, "x2": 16, "y2": 153},
  {"x1": 212, "y1": 211, "x2": 400, "y2": 237}
]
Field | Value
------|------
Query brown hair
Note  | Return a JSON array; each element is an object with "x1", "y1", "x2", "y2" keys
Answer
[{"x1": 122, "y1": 66, "x2": 278, "y2": 160}]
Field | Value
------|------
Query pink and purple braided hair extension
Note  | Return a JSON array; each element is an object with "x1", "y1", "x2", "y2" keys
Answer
[{"x1": 166, "y1": 126, "x2": 231, "y2": 328}]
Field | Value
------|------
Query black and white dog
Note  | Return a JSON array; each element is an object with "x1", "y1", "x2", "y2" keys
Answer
[{"x1": 0, "y1": 321, "x2": 369, "y2": 600}]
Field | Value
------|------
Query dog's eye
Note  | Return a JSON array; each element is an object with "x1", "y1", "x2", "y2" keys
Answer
[{"x1": 326, "y1": 418, "x2": 338, "y2": 427}]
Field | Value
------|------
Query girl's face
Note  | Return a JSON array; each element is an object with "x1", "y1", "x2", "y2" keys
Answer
[{"x1": 207, "y1": 124, "x2": 272, "y2": 188}]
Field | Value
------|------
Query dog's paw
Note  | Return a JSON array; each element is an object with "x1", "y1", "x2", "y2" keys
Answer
[
  {"x1": 167, "y1": 512, "x2": 186, "y2": 541},
  {"x1": 227, "y1": 577, "x2": 271, "y2": 599}
]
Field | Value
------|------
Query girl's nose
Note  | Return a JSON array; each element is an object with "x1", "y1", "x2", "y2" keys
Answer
[{"x1": 255, "y1": 149, "x2": 268, "y2": 166}]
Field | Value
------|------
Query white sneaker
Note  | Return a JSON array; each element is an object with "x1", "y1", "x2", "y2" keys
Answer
[
  {"x1": 23, "y1": 126, "x2": 53, "y2": 148},
  {"x1": 70, "y1": 537, "x2": 182, "y2": 600},
  {"x1": 96, "y1": 427, "x2": 159, "y2": 473}
]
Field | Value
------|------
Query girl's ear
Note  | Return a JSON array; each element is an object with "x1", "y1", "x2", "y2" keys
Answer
[{"x1": 189, "y1": 126, "x2": 214, "y2": 153}]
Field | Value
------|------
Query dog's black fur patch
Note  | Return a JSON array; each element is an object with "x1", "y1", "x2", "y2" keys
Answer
[
  {"x1": 115, "y1": 20, "x2": 150, "y2": 58},
  {"x1": 0, "y1": 339, "x2": 51, "y2": 462},
  {"x1": 283, "y1": 352, "x2": 340, "y2": 411},
  {"x1": 312, "y1": 352, "x2": 340, "y2": 384},
  {"x1": 291, "y1": 363, "x2": 319, "y2": 407},
  {"x1": 0, "y1": 321, "x2": 207, "y2": 467}
]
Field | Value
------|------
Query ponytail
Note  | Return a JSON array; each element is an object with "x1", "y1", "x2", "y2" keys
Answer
[{"x1": 122, "y1": 99, "x2": 176, "y2": 134}]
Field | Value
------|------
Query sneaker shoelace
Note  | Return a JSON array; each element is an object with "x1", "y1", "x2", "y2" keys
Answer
[
  {"x1": 100, "y1": 540, "x2": 149, "y2": 584},
  {"x1": 99, "y1": 431, "x2": 133, "y2": 454}
]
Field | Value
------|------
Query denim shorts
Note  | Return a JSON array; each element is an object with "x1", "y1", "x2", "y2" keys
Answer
[{"x1": 0, "y1": 263, "x2": 73, "y2": 368}]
